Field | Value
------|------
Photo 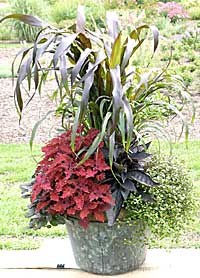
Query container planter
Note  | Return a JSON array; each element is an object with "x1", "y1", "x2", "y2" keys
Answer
[
  {"x1": 1, "y1": 7, "x2": 196, "y2": 277},
  {"x1": 66, "y1": 218, "x2": 147, "y2": 275}
]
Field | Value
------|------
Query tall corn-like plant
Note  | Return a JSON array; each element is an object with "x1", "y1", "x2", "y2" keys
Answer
[
  {"x1": 0, "y1": 8, "x2": 193, "y2": 148},
  {"x1": 1, "y1": 10, "x2": 158, "y2": 150},
  {"x1": 0, "y1": 7, "x2": 194, "y2": 224}
]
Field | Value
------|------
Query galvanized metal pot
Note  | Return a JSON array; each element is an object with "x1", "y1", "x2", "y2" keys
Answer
[{"x1": 66, "y1": 218, "x2": 147, "y2": 275}]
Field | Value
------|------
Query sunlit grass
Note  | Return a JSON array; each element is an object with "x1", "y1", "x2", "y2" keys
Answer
[
  {"x1": 0, "y1": 144, "x2": 41, "y2": 184},
  {"x1": 0, "y1": 144, "x2": 66, "y2": 249},
  {"x1": 0, "y1": 64, "x2": 14, "y2": 78}
]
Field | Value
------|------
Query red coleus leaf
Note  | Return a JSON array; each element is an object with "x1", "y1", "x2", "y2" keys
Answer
[
  {"x1": 75, "y1": 136, "x2": 83, "y2": 152},
  {"x1": 94, "y1": 211, "x2": 105, "y2": 222},
  {"x1": 89, "y1": 184, "x2": 112, "y2": 202},
  {"x1": 35, "y1": 175, "x2": 43, "y2": 184},
  {"x1": 88, "y1": 202, "x2": 98, "y2": 209},
  {"x1": 64, "y1": 171, "x2": 72, "y2": 180},
  {"x1": 95, "y1": 151, "x2": 110, "y2": 171},
  {"x1": 89, "y1": 192, "x2": 97, "y2": 201},
  {"x1": 80, "y1": 208, "x2": 90, "y2": 219},
  {"x1": 42, "y1": 143, "x2": 59, "y2": 157},
  {"x1": 97, "y1": 203, "x2": 112, "y2": 212},
  {"x1": 85, "y1": 168, "x2": 98, "y2": 178},
  {"x1": 48, "y1": 207, "x2": 57, "y2": 215},
  {"x1": 36, "y1": 201, "x2": 49, "y2": 212},
  {"x1": 51, "y1": 202, "x2": 65, "y2": 213},
  {"x1": 102, "y1": 195, "x2": 114, "y2": 204},
  {"x1": 59, "y1": 144, "x2": 71, "y2": 154},
  {"x1": 83, "y1": 158, "x2": 95, "y2": 167},
  {"x1": 77, "y1": 167, "x2": 87, "y2": 176},
  {"x1": 35, "y1": 174, "x2": 52, "y2": 191},
  {"x1": 61, "y1": 187, "x2": 76, "y2": 198},
  {"x1": 99, "y1": 184, "x2": 111, "y2": 193},
  {"x1": 67, "y1": 207, "x2": 77, "y2": 215},
  {"x1": 76, "y1": 125, "x2": 84, "y2": 133},
  {"x1": 50, "y1": 191, "x2": 60, "y2": 202},
  {"x1": 99, "y1": 141, "x2": 104, "y2": 148},
  {"x1": 56, "y1": 180, "x2": 65, "y2": 192},
  {"x1": 81, "y1": 184, "x2": 89, "y2": 193},
  {"x1": 84, "y1": 128, "x2": 99, "y2": 146},
  {"x1": 51, "y1": 153, "x2": 72, "y2": 169},
  {"x1": 40, "y1": 181, "x2": 52, "y2": 191},
  {"x1": 31, "y1": 185, "x2": 42, "y2": 202},
  {"x1": 74, "y1": 195, "x2": 84, "y2": 210}
]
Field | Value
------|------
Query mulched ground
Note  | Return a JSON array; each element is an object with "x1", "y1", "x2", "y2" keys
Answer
[
  {"x1": 0, "y1": 77, "x2": 60, "y2": 144},
  {"x1": 0, "y1": 47, "x2": 199, "y2": 144},
  {"x1": 0, "y1": 47, "x2": 61, "y2": 144}
]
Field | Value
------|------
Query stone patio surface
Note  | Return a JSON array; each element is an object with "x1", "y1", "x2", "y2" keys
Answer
[{"x1": 0, "y1": 239, "x2": 199, "y2": 278}]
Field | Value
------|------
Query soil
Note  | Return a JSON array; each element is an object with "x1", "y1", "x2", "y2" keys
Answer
[{"x1": 0, "y1": 47, "x2": 199, "y2": 144}]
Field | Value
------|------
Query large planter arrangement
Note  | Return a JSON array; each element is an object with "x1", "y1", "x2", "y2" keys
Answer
[{"x1": 0, "y1": 6, "x2": 196, "y2": 275}]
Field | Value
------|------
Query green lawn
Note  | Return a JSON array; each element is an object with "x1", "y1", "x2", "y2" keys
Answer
[
  {"x1": 0, "y1": 44, "x2": 20, "y2": 48},
  {"x1": 0, "y1": 142, "x2": 199, "y2": 249},
  {"x1": 0, "y1": 64, "x2": 13, "y2": 78},
  {"x1": 0, "y1": 144, "x2": 66, "y2": 250},
  {"x1": 0, "y1": 144, "x2": 41, "y2": 184}
]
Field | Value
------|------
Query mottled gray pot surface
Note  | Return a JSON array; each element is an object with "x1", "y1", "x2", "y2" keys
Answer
[{"x1": 66, "y1": 218, "x2": 147, "y2": 275}]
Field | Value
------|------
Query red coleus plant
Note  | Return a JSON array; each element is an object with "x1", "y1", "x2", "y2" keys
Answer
[{"x1": 31, "y1": 128, "x2": 114, "y2": 228}]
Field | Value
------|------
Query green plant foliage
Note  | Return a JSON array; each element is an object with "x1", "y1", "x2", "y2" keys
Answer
[
  {"x1": 166, "y1": 26, "x2": 200, "y2": 87},
  {"x1": 50, "y1": 0, "x2": 106, "y2": 30},
  {"x1": 0, "y1": 23, "x2": 13, "y2": 40},
  {"x1": 8, "y1": 0, "x2": 50, "y2": 42},
  {"x1": 50, "y1": 0, "x2": 78, "y2": 23},
  {"x1": 159, "y1": 0, "x2": 181, "y2": 2},
  {"x1": 188, "y1": 7, "x2": 200, "y2": 20},
  {"x1": 84, "y1": 2, "x2": 106, "y2": 30},
  {"x1": 45, "y1": 0, "x2": 56, "y2": 4},
  {"x1": 124, "y1": 155, "x2": 198, "y2": 244},
  {"x1": 136, "y1": 0, "x2": 158, "y2": 18},
  {"x1": 104, "y1": 0, "x2": 137, "y2": 9},
  {"x1": 154, "y1": 16, "x2": 185, "y2": 37},
  {"x1": 182, "y1": 28, "x2": 200, "y2": 51},
  {"x1": 0, "y1": 4, "x2": 15, "y2": 40},
  {"x1": 182, "y1": 0, "x2": 200, "y2": 19},
  {"x1": 181, "y1": 0, "x2": 200, "y2": 9}
]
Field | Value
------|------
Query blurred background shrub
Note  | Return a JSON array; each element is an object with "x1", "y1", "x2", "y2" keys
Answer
[
  {"x1": 8, "y1": 0, "x2": 50, "y2": 42},
  {"x1": 50, "y1": 0, "x2": 106, "y2": 30}
]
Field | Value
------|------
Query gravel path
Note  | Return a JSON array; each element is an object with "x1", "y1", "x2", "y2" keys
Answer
[{"x1": 0, "y1": 47, "x2": 199, "y2": 144}]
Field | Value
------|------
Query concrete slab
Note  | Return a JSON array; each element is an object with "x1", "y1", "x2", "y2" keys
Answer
[{"x1": 0, "y1": 238, "x2": 199, "y2": 278}]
